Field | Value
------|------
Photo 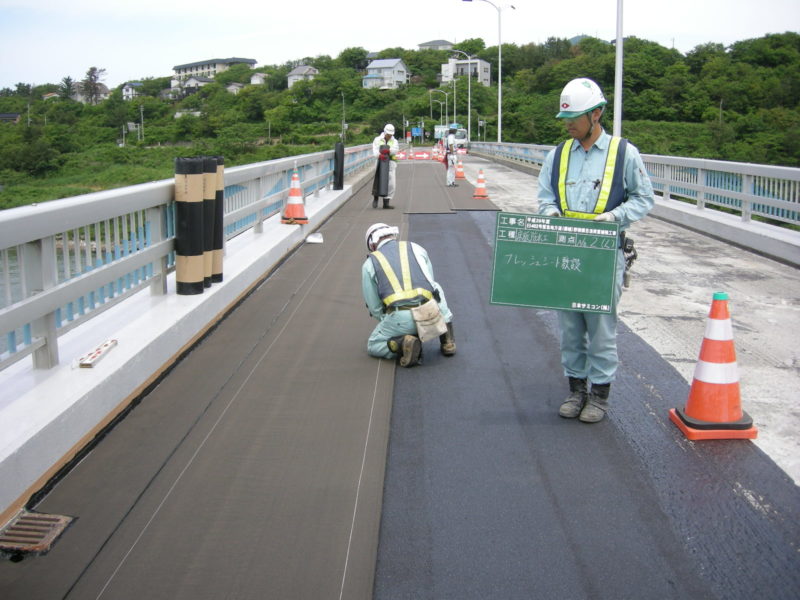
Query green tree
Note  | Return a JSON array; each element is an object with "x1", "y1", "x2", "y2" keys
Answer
[
  {"x1": 59, "y1": 77, "x2": 74, "y2": 100},
  {"x1": 81, "y1": 67, "x2": 107, "y2": 105},
  {"x1": 336, "y1": 47, "x2": 369, "y2": 71},
  {"x1": 456, "y1": 38, "x2": 486, "y2": 56}
]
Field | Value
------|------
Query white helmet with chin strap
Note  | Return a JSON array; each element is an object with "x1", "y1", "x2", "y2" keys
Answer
[
  {"x1": 383, "y1": 123, "x2": 395, "y2": 135},
  {"x1": 366, "y1": 222, "x2": 399, "y2": 251},
  {"x1": 557, "y1": 78, "x2": 607, "y2": 119}
]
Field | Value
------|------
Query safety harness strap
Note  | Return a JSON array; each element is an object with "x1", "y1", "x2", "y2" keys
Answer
[
  {"x1": 555, "y1": 136, "x2": 628, "y2": 220},
  {"x1": 372, "y1": 242, "x2": 434, "y2": 307}
]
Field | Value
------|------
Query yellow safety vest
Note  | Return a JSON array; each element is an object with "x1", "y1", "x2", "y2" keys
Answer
[
  {"x1": 370, "y1": 241, "x2": 434, "y2": 307},
  {"x1": 553, "y1": 137, "x2": 628, "y2": 220}
]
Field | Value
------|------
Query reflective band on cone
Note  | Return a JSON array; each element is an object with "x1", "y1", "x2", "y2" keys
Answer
[
  {"x1": 455, "y1": 159, "x2": 466, "y2": 179},
  {"x1": 669, "y1": 292, "x2": 757, "y2": 440},
  {"x1": 281, "y1": 168, "x2": 308, "y2": 225},
  {"x1": 473, "y1": 169, "x2": 489, "y2": 199}
]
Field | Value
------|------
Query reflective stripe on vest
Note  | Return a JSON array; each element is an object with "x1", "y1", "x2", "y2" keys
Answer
[
  {"x1": 551, "y1": 137, "x2": 628, "y2": 220},
  {"x1": 370, "y1": 241, "x2": 434, "y2": 307}
]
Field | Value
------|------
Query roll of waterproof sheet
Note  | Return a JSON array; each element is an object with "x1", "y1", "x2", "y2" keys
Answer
[
  {"x1": 202, "y1": 156, "x2": 217, "y2": 288},
  {"x1": 211, "y1": 156, "x2": 225, "y2": 283},
  {"x1": 174, "y1": 157, "x2": 205, "y2": 295}
]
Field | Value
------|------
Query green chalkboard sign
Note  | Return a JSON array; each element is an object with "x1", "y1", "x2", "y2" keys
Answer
[{"x1": 490, "y1": 212, "x2": 620, "y2": 313}]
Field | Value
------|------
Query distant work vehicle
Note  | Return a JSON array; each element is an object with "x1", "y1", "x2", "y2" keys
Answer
[
  {"x1": 453, "y1": 127, "x2": 468, "y2": 150},
  {"x1": 435, "y1": 124, "x2": 468, "y2": 149}
]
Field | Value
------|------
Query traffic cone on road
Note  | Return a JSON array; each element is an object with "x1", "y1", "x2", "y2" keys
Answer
[
  {"x1": 473, "y1": 169, "x2": 489, "y2": 199},
  {"x1": 455, "y1": 159, "x2": 466, "y2": 180},
  {"x1": 669, "y1": 292, "x2": 757, "y2": 440},
  {"x1": 281, "y1": 168, "x2": 308, "y2": 225}
]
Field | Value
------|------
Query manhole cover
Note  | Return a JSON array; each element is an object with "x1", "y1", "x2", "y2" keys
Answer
[{"x1": 0, "y1": 510, "x2": 74, "y2": 558}]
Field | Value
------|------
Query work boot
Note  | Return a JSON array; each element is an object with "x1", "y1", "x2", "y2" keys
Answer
[
  {"x1": 558, "y1": 377, "x2": 587, "y2": 418},
  {"x1": 387, "y1": 335, "x2": 422, "y2": 367},
  {"x1": 372, "y1": 196, "x2": 378, "y2": 208},
  {"x1": 439, "y1": 322, "x2": 456, "y2": 356},
  {"x1": 580, "y1": 383, "x2": 611, "y2": 423},
  {"x1": 383, "y1": 198, "x2": 394, "y2": 209}
]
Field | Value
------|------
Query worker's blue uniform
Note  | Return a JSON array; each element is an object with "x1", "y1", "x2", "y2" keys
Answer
[
  {"x1": 361, "y1": 239, "x2": 453, "y2": 359},
  {"x1": 537, "y1": 129, "x2": 654, "y2": 385}
]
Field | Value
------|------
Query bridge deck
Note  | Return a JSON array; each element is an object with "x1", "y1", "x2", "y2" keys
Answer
[{"x1": 1, "y1": 157, "x2": 798, "y2": 599}]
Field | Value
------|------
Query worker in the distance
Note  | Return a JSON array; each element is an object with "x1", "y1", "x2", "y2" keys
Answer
[
  {"x1": 371, "y1": 124, "x2": 399, "y2": 209},
  {"x1": 537, "y1": 77, "x2": 654, "y2": 423},
  {"x1": 445, "y1": 127, "x2": 458, "y2": 187},
  {"x1": 361, "y1": 223, "x2": 456, "y2": 367}
]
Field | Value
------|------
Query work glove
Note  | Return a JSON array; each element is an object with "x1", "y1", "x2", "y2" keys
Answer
[{"x1": 594, "y1": 212, "x2": 616, "y2": 222}]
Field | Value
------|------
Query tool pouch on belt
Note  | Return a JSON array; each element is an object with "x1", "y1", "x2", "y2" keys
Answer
[{"x1": 411, "y1": 299, "x2": 448, "y2": 342}]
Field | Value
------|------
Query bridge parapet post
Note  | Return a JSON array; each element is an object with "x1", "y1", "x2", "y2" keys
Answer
[{"x1": 23, "y1": 237, "x2": 59, "y2": 369}]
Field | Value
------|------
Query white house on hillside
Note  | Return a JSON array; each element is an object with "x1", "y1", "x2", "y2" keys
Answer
[
  {"x1": 418, "y1": 40, "x2": 454, "y2": 51},
  {"x1": 122, "y1": 82, "x2": 143, "y2": 100},
  {"x1": 171, "y1": 57, "x2": 257, "y2": 89},
  {"x1": 441, "y1": 57, "x2": 492, "y2": 87},
  {"x1": 251, "y1": 72, "x2": 267, "y2": 85},
  {"x1": 287, "y1": 65, "x2": 319, "y2": 88},
  {"x1": 362, "y1": 59, "x2": 409, "y2": 90},
  {"x1": 181, "y1": 76, "x2": 213, "y2": 95}
]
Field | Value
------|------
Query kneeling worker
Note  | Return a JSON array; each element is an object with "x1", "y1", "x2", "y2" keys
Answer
[{"x1": 361, "y1": 223, "x2": 456, "y2": 367}]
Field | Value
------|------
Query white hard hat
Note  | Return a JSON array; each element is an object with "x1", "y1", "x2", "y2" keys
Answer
[
  {"x1": 366, "y1": 222, "x2": 398, "y2": 251},
  {"x1": 383, "y1": 123, "x2": 395, "y2": 135},
  {"x1": 557, "y1": 78, "x2": 607, "y2": 119}
]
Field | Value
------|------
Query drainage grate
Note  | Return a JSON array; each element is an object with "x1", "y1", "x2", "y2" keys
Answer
[{"x1": 0, "y1": 510, "x2": 74, "y2": 557}]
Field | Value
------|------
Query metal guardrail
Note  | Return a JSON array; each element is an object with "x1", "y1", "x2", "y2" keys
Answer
[
  {"x1": 470, "y1": 141, "x2": 800, "y2": 227},
  {"x1": 0, "y1": 144, "x2": 373, "y2": 371}
]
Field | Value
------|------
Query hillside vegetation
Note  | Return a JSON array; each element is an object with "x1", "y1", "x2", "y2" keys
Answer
[{"x1": 0, "y1": 33, "x2": 798, "y2": 209}]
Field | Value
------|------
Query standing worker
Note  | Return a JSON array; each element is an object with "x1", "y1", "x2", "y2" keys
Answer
[
  {"x1": 361, "y1": 223, "x2": 456, "y2": 367},
  {"x1": 445, "y1": 127, "x2": 458, "y2": 187},
  {"x1": 537, "y1": 77, "x2": 654, "y2": 423},
  {"x1": 372, "y1": 124, "x2": 399, "y2": 209}
]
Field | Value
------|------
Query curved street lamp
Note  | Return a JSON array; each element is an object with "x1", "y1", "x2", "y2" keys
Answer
[
  {"x1": 430, "y1": 89, "x2": 449, "y2": 125},
  {"x1": 431, "y1": 99, "x2": 445, "y2": 124},
  {"x1": 462, "y1": 0, "x2": 515, "y2": 142}
]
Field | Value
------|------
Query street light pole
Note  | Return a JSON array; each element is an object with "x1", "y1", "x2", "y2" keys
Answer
[
  {"x1": 451, "y1": 49, "x2": 473, "y2": 142},
  {"x1": 432, "y1": 99, "x2": 445, "y2": 124},
  {"x1": 613, "y1": 0, "x2": 624, "y2": 137},
  {"x1": 341, "y1": 92, "x2": 346, "y2": 141},
  {"x1": 431, "y1": 89, "x2": 449, "y2": 126},
  {"x1": 463, "y1": 0, "x2": 514, "y2": 142}
]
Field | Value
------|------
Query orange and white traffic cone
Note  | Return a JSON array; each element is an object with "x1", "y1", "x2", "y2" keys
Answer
[
  {"x1": 281, "y1": 168, "x2": 308, "y2": 225},
  {"x1": 473, "y1": 169, "x2": 489, "y2": 199},
  {"x1": 455, "y1": 159, "x2": 466, "y2": 180},
  {"x1": 669, "y1": 292, "x2": 757, "y2": 440}
]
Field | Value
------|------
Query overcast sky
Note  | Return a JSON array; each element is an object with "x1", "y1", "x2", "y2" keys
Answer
[{"x1": 1, "y1": 0, "x2": 798, "y2": 90}]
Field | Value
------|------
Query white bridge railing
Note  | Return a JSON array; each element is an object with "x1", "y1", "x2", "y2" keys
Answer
[
  {"x1": 470, "y1": 142, "x2": 800, "y2": 227},
  {"x1": 0, "y1": 144, "x2": 373, "y2": 372}
]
